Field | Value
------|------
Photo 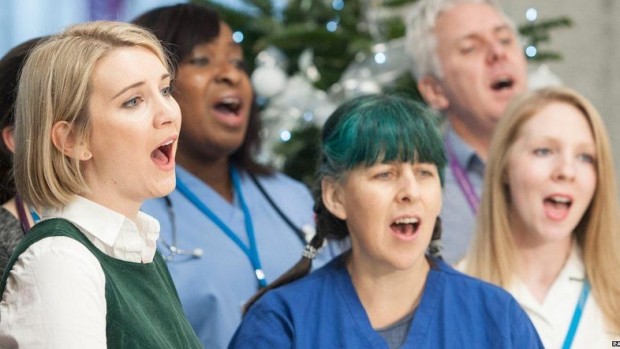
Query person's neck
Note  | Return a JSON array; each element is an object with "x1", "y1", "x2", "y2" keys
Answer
[
  {"x1": 3, "y1": 197, "x2": 36, "y2": 227},
  {"x1": 513, "y1": 236, "x2": 573, "y2": 304},
  {"x1": 2, "y1": 197, "x2": 19, "y2": 219},
  {"x1": 80, "y1": 191, "x2": 142, "y2": 222},
  {"x1": 347, "y1": 255, "x2": 430, "y2": 329},
  {"x1": 449, "y1": 118, "x2": 492, "y2": 161},
  {"x1": 178, "y1": 154, "x2": 234, "y2": 203}
]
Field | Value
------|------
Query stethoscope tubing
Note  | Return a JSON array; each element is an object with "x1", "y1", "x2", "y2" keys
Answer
[{"x1": 160, "y1": 172, "x2": 307, "y2": 261}]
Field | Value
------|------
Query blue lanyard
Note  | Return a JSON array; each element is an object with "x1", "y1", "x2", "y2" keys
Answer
[
  {"x1": 15, "y1": 193, "x2": 40, "y2": 234},
  {"x1": 445, "y1": 133, "x2": 480, "y2": 214},
  {"x1": 562, "y1": 280, "x2": 590, "y2": 349},
  {"x1": 30, "y1": 208, "x2": 41, "y2": 223},
  {"x1": 175, "y1": 167, "x2": 267, "y2": 288}
]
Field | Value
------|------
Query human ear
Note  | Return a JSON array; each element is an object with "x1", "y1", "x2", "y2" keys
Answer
[
  {"x1": 321, "y1": 177, "x2": 347, "y2": 220},
  {"x1": 51, "y1": 121, "x2": 91, "y2": 161},
  {"x1": 1, "y1": 126, "x2": 15, "y2": 153},
  {"x1": 417, "y1": 76, "x2": 449, "y2": 110}
]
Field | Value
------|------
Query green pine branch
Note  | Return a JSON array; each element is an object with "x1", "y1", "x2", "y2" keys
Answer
[
  {"x1": 188, "y1": 0, "x2": 574, "y2": 183},
  {"x1": 519, "y1": 16, "x2": 572, "y2": 61}
]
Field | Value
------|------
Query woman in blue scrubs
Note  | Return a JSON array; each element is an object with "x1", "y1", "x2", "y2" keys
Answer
[{"x1": 230, "y1": 94, "x2": 543, "y2": 348}]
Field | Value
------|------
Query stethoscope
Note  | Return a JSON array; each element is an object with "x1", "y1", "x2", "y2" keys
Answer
[
  {"x1": 159, "y1": 172, "x2": 314, "y2": 263},
  {"x1": 161, "y1": 195, "x2": 205, "y2": 259}
]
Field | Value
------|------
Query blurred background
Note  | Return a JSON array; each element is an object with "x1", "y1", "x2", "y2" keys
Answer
[{"x1": 1, "y1": 0, "x2": 618, "y2": 187}]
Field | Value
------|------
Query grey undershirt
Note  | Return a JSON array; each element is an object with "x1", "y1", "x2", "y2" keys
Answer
[{"x1": 376, "y1": 310, "x2": 415, "y2": 349}]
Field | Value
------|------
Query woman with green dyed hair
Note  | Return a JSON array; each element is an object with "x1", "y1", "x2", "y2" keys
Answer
[{"x1": 229, "y1": 94, "x2": 543, "y2": 348}]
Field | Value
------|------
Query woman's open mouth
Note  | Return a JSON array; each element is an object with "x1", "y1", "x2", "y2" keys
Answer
[
  {"x1": 151, "y1": 138, "x2": 175, "y2": 169},
  {"x1": 390, "y1": 217, "x2": 420, "y2": 240},
  {"x1": 543, "y1": 195, "x2": 572, "y2": 220}
]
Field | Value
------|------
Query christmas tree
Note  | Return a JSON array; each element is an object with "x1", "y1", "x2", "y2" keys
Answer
[{"x1": 194, "y1": 0, "x2": 571, "y2": 186}]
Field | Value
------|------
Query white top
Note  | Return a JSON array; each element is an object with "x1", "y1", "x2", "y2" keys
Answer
[
  {"x1": 0, "y1": 196, "x2": 160, "y2": 349},
  {"x1": 507, "y1": 245, "x2": 617, "y2": 349}
]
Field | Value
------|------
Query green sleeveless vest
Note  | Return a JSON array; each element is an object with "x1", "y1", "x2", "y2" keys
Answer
[{"x1": 1, "y1": 218, "x2": 202, "y2": 348}]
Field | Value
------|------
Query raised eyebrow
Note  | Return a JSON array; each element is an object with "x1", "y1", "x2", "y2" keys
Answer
[
  {"x1": 112, "y1": 81, "x2": 144, "y2": 100},
  {"x1": 112, "y1": 74, "x2": 171, "y2": 101}
]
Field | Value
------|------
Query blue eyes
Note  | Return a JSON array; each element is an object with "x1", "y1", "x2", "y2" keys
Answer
[
  {"x1": 123, "y1": 97, "x2": 141, "y2": 108},
  {"x1": 161, "y1": 85, "x2": 174, "y2": 97},
  {"x1": 121, "y1": 84, "x2": 174, "y2": 109},
  {"x1": 533, "y1": 148, "x2": 552, "y2": 156},
  {"x1": 577, "y1": 153, "x2": 595, "y2": 164},
  {"x1": 533, "y1": 148, "x2": 595, "y2": 164}
]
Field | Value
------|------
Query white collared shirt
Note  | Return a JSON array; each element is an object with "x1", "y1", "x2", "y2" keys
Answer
[
  {"x1": 508, "y1": 245, "x2": 618, "y2": 349},
  {"x1": 0, "y1": 196, "x2": 160, "y2": 348}
]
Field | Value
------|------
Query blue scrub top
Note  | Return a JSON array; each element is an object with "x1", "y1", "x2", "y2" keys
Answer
[
  {"x1": 141, "y1": 166, "x2": 338, "y2": 349},
  {"x1": 229, "y1": 254, "x2": 544, "y2": 348}
]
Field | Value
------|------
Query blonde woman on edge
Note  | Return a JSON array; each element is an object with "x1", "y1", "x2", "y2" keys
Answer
[
  {"x1": 0, "y1": 21, "x2": 201, "y2": 348},
  {"x1": 462, "y1": 86, "x2": 620, "y2": 348}
]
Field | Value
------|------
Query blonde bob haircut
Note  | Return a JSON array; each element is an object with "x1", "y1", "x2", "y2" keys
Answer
[
  {"x1": 466, "y1": 86, "x2": 620, "y2": 331},
  {"x1": 14, "y1": 21, "x2": 171, "y2": 209}
]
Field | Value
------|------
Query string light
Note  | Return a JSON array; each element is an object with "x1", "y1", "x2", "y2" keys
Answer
[
  {"x1": 525, "y1": 8, "x2": 538, "y2": 22},
  {"x1": 280, "y1": 130, "x2": 292, "y2": 142},
  {"x1": 525, "y1": 8, "x2": 538, "y2": 58},
  {"x1": 374, "y1": 52, "x2": 386, "y2": 64},
  {"x1": 326, "y1": 21, "x2": 338, "y2": 32},
  {"x1": 303, "y1": 111, "x2": 314, "y2": 122},
  {"x1": 232, "y1": 31, "x2": 244, "y2": 43},
  {"x1": 332, "y1": 0, "x2": 344, "y2": 11}
]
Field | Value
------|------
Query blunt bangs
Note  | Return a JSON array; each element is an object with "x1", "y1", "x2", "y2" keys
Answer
[{"x1": 322, "y1": 94, "x2": 447, "y2": 184}]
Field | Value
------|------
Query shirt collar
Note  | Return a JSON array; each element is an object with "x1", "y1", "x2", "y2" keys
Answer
[
  {"x1": 511, "y1": 241, "x2": 585, "y2": 308},
  {"x1": 556, "y1": 242, "x2": 585, "y2": 281},
  {"x1": 445, "y1": 124, "x2": 483, "y2": 170},
  {"x1": 41, "y1": 196, "x2": 160, "y2": 251}
]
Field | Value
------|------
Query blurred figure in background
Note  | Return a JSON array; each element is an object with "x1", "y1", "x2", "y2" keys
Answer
[
  {"x1": 406, "y1": 0, "x2": 528, "y2": 263},
  {"x1": 0, "y1": 37, "x2": 46, "y2": 273},
  {"x1": 463, "y1": 86, "x2": 620, "y2": 348}
]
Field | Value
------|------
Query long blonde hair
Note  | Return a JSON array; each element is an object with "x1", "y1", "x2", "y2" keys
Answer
[
  {"x1": 466, "y1": 86, "x2": 620, "y2": 331},
  {"x1": 14, "y1": 21, "x2": 170, "y2": 209}
]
